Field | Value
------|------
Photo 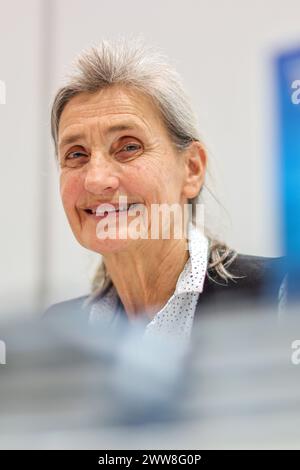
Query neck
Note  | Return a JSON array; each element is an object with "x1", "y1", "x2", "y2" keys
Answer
[{"x1": 103, "y1": 237, "x2": 189, "y2": 320}]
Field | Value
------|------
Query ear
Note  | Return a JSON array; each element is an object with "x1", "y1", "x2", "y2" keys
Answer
[{"x1": 181, "y1": 141, "x2": 207, "y2": 199}]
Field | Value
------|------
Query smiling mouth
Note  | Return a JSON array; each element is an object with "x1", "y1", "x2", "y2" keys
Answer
[{"x1": 84, "y1": 203, "x2": 140, "y2": 217}]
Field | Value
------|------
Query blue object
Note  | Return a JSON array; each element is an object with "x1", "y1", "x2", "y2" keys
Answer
[{"x1": 275, "y1": 47, "x2": 300, "y2": 299}]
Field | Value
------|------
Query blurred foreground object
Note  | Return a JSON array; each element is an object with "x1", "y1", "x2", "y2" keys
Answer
[{"x1": 0, "y1": 302, "x2": 300, "y2": 449}]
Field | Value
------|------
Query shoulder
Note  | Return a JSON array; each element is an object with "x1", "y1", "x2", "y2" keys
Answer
[
  {"x1": 220, "y1": 253, "x2": 284, "y2": 284},
  {"x1": 44, "y1": 295, "x2": 90, "y2": 320},
  {"x1": 197, "y1": 254, "x2": 286, "y2": 313}
]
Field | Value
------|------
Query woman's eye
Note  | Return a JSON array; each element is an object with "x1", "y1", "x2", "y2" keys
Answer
[
  {"x1": 123, "y1": 144, "x2": 140, "y2": 152},
  {"x1": 66, "y1": 151, "x2": 87, "y2": 159},
  {"x1": 63, "y1": 150, "x2": 88, "y2": 167},
  {"x1": 116, "y1": 143, "x2": 142, "y2": 160}
]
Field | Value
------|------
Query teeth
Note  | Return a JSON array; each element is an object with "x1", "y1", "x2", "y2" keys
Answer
[
  {"x1": 104, "y1": 207, "x2": 125, "y2": 213},
  {"x1": 85, "y1": 203, "x2": 141, "y2": 216},
  {"x1": 89, "y1": 203, "x2": 138, "y2": 216}
]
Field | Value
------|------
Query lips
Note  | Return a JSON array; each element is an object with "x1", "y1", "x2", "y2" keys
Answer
[{"x1": 83, "y1": 203, "x2": 140, "y2": 217}]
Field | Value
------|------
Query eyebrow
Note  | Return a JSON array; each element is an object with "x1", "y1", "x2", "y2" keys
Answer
[{"x1": 58, "y1": 123, "x2": 138, "y2": 151}]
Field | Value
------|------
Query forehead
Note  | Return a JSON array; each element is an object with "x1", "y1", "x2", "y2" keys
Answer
[{"x1": 58, "y1": 86, "x2": 166, "y2": 141}]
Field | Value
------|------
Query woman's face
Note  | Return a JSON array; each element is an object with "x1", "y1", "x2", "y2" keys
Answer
[{"x1": 58, "y1": 86, "x2": 204, "y2": 253}]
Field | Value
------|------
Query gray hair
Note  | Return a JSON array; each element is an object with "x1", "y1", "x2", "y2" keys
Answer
[{"x1": 50, "y1": 38, "x2": 238, "y2": 301}]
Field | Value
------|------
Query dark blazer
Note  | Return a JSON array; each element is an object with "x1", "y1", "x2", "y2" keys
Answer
[
  {"x1": 45, "y1": 255, "x2": 286, "y2": 322},
  {"x1": 195, "y1": 254, "x2": 285, "y2": 316}
]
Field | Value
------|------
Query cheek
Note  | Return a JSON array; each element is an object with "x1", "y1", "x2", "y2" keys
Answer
[
  {"x1": 133, "y1": 152, "x2": 170, "y2": 184},
  {"x1": 134, "y1": 153, "x2": 184, "y2": 199},
  {"x1": 60, "y1": 172, "x2": 82, "y2": 212},
  {"x1": 128, "y1": 161, "x2": 163, "y2": 202}
]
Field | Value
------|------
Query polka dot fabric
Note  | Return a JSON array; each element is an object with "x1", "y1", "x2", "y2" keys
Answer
[
  {"x1": 89, "y1": 222, "x2": 209, "y2": 342},
  {"x1": 144, "y1": 222, "x2": 208, "y2": 342}
]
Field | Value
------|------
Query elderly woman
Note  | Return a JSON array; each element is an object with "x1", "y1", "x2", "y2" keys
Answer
[{"x1": 47, "y1": 39, "x2": 284, "y2": 340}]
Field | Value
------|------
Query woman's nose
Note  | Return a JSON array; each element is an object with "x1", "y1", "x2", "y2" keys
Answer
[{"x1": 83, "y1": 158, "x2": 120, "y2": 195}]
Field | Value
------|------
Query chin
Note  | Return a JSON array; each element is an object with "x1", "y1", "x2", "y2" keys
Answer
[
  {"x1": 75, "y1": 219, "x2": 149, "y2": 254},
  {"x1": 82, "y1": 235, "x2": 135, "y2": 254}
]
